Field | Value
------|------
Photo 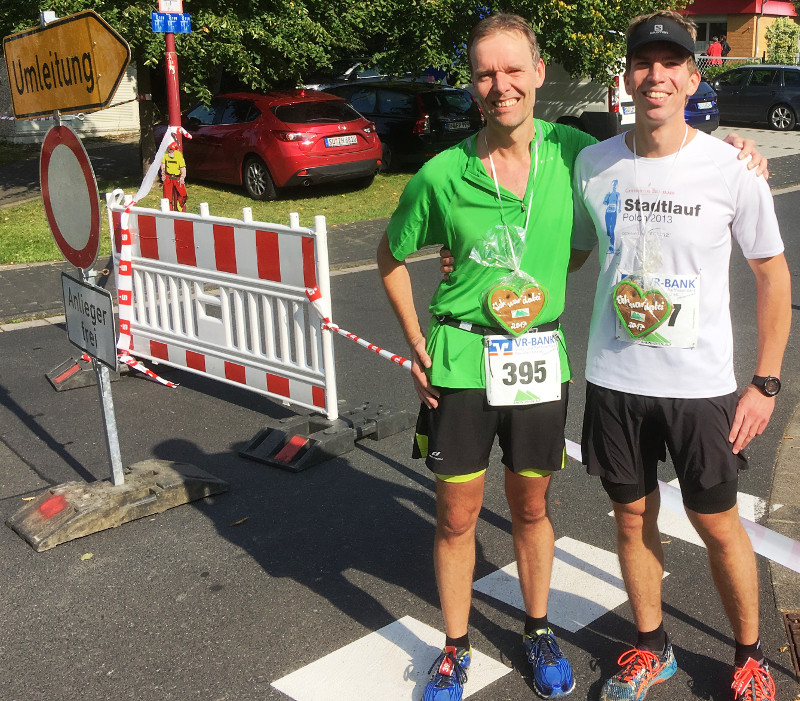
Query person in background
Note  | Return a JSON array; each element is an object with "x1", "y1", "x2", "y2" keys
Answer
[
  {"x1": 161, "y1": 141, "x2": 188, "y2": 212},
  {"x1": 706, "y1": 35, "x2": 723, "y2": 66}
]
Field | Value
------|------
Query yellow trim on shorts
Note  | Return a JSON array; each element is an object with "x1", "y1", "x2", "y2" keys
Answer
[
  {"x1": 433, "y1": 446, "x2": 566, "y2": 482},
  {"x1": 516, "y1": 446, "x2": 566, "y2": 478},
  {"x1": 435, "y1": 469, "x2": 487, "y2": 483}
]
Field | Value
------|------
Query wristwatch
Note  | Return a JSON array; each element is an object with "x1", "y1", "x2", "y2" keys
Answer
[{"x1": 752, "y1": 375, "x2": 781, "y2": 397}]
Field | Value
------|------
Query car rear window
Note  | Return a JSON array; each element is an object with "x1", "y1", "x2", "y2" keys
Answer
[
  {"x1": 783, "y1": 70, "x2": 800, "y2": 87},
  {"x1": 748, "y1": 69, "x2": 779, "y2": 87},
  {"x1": 422, "y1": 90, "x2": 475, "y2": 112},
  {"x1": 272, "y1": 101, "x2": 362, "y2": 124}
]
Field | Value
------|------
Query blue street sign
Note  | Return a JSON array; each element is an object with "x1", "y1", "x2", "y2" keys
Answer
[{"x1": 151, "y1": 12, "x2": 191, "y2": 33}]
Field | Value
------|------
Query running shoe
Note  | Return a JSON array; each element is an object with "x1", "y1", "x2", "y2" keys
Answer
[
  {"x1": 524, "y1": 628, "x2": 575, "y2": 698},
  {"x1": 599, "y1": 640, "x2": 676, "y2": 700},
  {"x1": 732, "y1": 658, "x2": 776, "y2": 701},
  {"x1": 421, "y1": 646, "x2": 471, "y2": 701}
]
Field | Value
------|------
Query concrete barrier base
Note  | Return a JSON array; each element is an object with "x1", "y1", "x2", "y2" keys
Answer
[
  {"x1": 6, "y1": 459, "x2": 228, "y2": 552},
  {"x1": 240, "y1": 401, "x2": 415, "y2": 472}
]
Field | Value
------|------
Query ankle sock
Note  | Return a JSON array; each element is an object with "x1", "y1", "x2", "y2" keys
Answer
[
  {"x1": 636, "y1": 624, "x2": 667, "y2": 655},
  {"x1": 524, "y1": 615, "x2": 549, "y2": 637},
  {"x1": 445, "y1": 633, "x2": 470, "y2": 650},
  {"x1": 734, "y1": 639, "x2": 764, "y2": 666}
]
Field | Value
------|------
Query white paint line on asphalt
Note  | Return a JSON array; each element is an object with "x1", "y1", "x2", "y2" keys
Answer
[
  {"x1": 472, "y1": 536, "x2": 668, "y2": 633},
  {"x1": 606, "y1": 479, "x2": 782, "y2": 549},
  {"x1": 270, "y1": 615, "x2": 511, "y2": 701}
]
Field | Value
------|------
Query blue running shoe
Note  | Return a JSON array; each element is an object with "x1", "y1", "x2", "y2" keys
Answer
[
  {"x1": 422, "y1": 646, "x2": 471, "y2": 701},
  {"x1": 599, "y1": 640, "x2": 677, "y2": 701},
  {"x1": 524, "y1": 628, "x2": 575, "y2": 698}
]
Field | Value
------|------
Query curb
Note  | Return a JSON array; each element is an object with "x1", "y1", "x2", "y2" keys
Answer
[{"x1": 768, "y1": 405, "x2": 800, "y2": 613}]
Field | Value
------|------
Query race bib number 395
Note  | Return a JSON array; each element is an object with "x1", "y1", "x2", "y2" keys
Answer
[{"x1": 484, "y1": 330, "x2": 562, "y2": 406}]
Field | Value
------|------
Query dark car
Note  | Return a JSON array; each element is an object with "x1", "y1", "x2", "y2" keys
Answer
[
  {"x1": 711, "y1": 64, "x2": 800, "y2": 131},
  {"x1": 685, "y1": 80, "x2": 719, "y2": 133},
  {"x1": 155, "y1": 91, "x2": 382, "y2": 200},
  {"x1": 324, "y1": 81, "x2": 483, "y2": 170}
]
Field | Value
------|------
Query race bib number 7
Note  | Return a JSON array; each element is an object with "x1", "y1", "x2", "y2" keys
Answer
[{"x1": 484, "y1": 330, "x2": 562, "y2": 406}]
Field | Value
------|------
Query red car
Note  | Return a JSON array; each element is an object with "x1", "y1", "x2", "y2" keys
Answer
[{"x1": 157, "y1": 90, "x2": 382, "y2": 200}]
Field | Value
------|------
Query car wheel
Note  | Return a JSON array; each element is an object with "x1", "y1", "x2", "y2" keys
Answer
[
  {"x1": 243, "y1": 156, "x2": 277, "y2": 200},
  {"x1": 380, "y1": 141, "x2": 393, "y2": 172},
  {"x1": 768, "y1": 104, "x2": 796, "y2": 131}
]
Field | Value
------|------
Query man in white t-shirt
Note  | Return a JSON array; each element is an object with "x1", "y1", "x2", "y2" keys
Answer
[{"x1": 570, "y1": 11, "x2": 791, "y2": 701}]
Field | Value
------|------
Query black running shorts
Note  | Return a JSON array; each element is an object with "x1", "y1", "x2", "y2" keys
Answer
[
  {"x1": 413, "y1": 384, "x2": 569, "y2": 476},
  {"x1": 581, "y1": 383, "x2": 746, "y2": 514}
]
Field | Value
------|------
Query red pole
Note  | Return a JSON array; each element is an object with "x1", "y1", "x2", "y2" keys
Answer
[{"x1": 164, "y1": 32, "x2": 182, "y2": 146}]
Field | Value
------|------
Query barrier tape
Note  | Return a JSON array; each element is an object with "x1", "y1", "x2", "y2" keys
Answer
[
  {"x1": 110, "y1": 126, "x2": 192, "y2": 388},
  {"x1": 305, "y1": 286, "x2": 412, "y2": 371},
  {"x1": 1, "y1": 97, "x2": 140, "y2": 122},
  {"x1": 565, "y1": 439, "x2": 800, "y2": 574},
  {"x1": 80, "y1": 352, "x2": 177, "y2": 388}
]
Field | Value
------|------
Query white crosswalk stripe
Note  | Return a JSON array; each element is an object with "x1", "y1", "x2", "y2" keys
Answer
[
  {"x1": 271, "y1": 615, "x2": 511, "y2": 700},
  {"x1": 607, "y1": 479, "x2": 783, "y2": 549},
  {"x1": 473, "y1": 536, "x2": 668, "y2": 632}
]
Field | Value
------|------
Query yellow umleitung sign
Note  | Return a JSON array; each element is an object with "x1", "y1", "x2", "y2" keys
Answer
[{"x1": 3, "y1": 10, "x2": 130, "y2": 119}]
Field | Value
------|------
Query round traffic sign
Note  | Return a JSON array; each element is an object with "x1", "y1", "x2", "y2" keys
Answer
[{"x1": 40, "y1": 125, "x2": 100, "y2": 270}]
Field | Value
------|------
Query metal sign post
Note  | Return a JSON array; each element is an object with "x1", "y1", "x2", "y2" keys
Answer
[{"x1": 61, "y1": 272, "x2": 124, "y2": 486}]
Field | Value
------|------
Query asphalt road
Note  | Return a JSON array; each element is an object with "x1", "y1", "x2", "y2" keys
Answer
[
  {"x1": 1, "y1": 126, "x2": 799, "y2": 700},
  {"x1": 1, "y1": 188, "x2": 799, "y2": 700}
]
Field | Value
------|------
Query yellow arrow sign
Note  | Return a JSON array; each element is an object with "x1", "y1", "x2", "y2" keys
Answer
[{"x1": 3, "y1": 10, "x2": 131, "y2": 119}]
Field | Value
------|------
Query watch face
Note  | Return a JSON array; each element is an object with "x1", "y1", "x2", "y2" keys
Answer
[{"x1": 765, "y1": 377, "x2": 781, "y2": 396}]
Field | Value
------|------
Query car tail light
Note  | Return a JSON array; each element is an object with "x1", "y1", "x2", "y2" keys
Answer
[
  {"x1": 414, "y1": 96, "x2": 430, "y2": 134},
  {"x1": 608, "y1": 76, "x2": 620, "y2": 113},
  {"x1": 273, "y1": 130, "x2": 316, "y2": 144},
  {"x1": 473, "y1": 98, "x2": 487, "y2": 126},
  {"x1": 363, "y1": 122, "x2": 377, "y2": 134}
]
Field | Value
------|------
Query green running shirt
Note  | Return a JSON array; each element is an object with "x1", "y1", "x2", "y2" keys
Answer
[{"x1": 386, "y1": 119, "x2": 596, "y2": 388}]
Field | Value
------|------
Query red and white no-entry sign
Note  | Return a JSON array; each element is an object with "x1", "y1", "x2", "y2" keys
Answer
[{"x1": 40, "y1": 125, "x2": 100, "y2": 270}]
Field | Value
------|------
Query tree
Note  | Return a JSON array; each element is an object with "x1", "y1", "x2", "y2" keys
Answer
[
  {"x1": 1, "y1": 0, "x2": 687, "y2": 102},
  {"x1": 766, "y1": 17, "x2": 800, "y2": 65}
]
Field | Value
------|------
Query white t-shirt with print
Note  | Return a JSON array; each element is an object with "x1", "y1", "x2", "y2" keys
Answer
[{"x1": 572, "y1": 131, "x2": 784, "y2": 398}]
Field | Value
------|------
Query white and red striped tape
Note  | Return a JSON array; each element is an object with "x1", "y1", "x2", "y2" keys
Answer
[
  {"x1": 1, "y1": 97, "x2": 139, "y2": 121},
  {"x1": 305, "y1": 286, "x2": 412, "y2": 371}
]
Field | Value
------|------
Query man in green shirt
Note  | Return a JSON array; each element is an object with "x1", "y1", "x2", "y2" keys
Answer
[{"x1": 378, "y1": 13, "x2": 591, "y2": 700}]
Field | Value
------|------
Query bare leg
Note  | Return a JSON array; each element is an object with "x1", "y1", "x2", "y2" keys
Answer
[
  {"x1": 434, "y1": 474, "x2": 486, "y2": 638},
  {"x1": 686, "y1": 504, "x2": 759, "y2": 644},
  {"x1": 505, "y1": 470, "x2": 553, "y2": 618},
  {"x1": 612, "y1": 490, "x2": 664, "y2": 633}
]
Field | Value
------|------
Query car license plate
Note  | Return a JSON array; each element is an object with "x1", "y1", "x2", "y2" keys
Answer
[
  {"x1": 697, "y1": 101, "x2": 712, "y2": 110},
  {"x1": 622, "y1": 105, "x2": 635, "y2": 115},
  {"x1": 445, "y1": 121, "x2": 471, "y2": 131},
  {"x1": 325, "y1": 135, "x2": 358, "y2": 147}
]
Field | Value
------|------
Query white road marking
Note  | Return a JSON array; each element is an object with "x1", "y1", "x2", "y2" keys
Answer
[
  {"x1": 473, "y1": 536, "x2": 668, "y2": 633},
  {"x1": 609, "y1": 479, "x2": 783, "y2": 549},
  {"x1": 271, "y1": 615, "x2": 511, "y2": 701}
]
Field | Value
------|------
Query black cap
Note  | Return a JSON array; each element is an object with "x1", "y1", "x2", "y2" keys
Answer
[{"x1": 626, "y1": 16, "x2": 695, "y2": 58}]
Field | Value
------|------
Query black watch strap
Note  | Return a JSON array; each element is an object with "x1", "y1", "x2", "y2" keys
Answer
[{"x1": 752, "y1": 375, "x2": 781, "y2": 397}]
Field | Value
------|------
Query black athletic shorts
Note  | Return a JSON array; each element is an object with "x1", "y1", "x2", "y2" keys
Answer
[
  {"x1": 581, "y1": 383, "x2": 746, "y2": 514},
  {"x1": 412, "y1": 384, "x2": 569, "y2": 476}
]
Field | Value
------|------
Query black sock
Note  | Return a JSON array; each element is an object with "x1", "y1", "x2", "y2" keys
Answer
[
  {"x1": 636, "y1": 624, "x2": 667, "y2": 655},
  {"x1": 524, "y1": 615, "x2": 549, "y2": 636},
  {"x1": 734, "y1": 639, "x2": 764, "y2": 666},
  {"x1": 445, "y1": 633, "x2": 470, "y2": 650}
]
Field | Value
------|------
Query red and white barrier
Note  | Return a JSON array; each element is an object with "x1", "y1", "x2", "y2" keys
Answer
[{"x1": 106, "y1": 195, "x2": 339, "y2": 420}]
